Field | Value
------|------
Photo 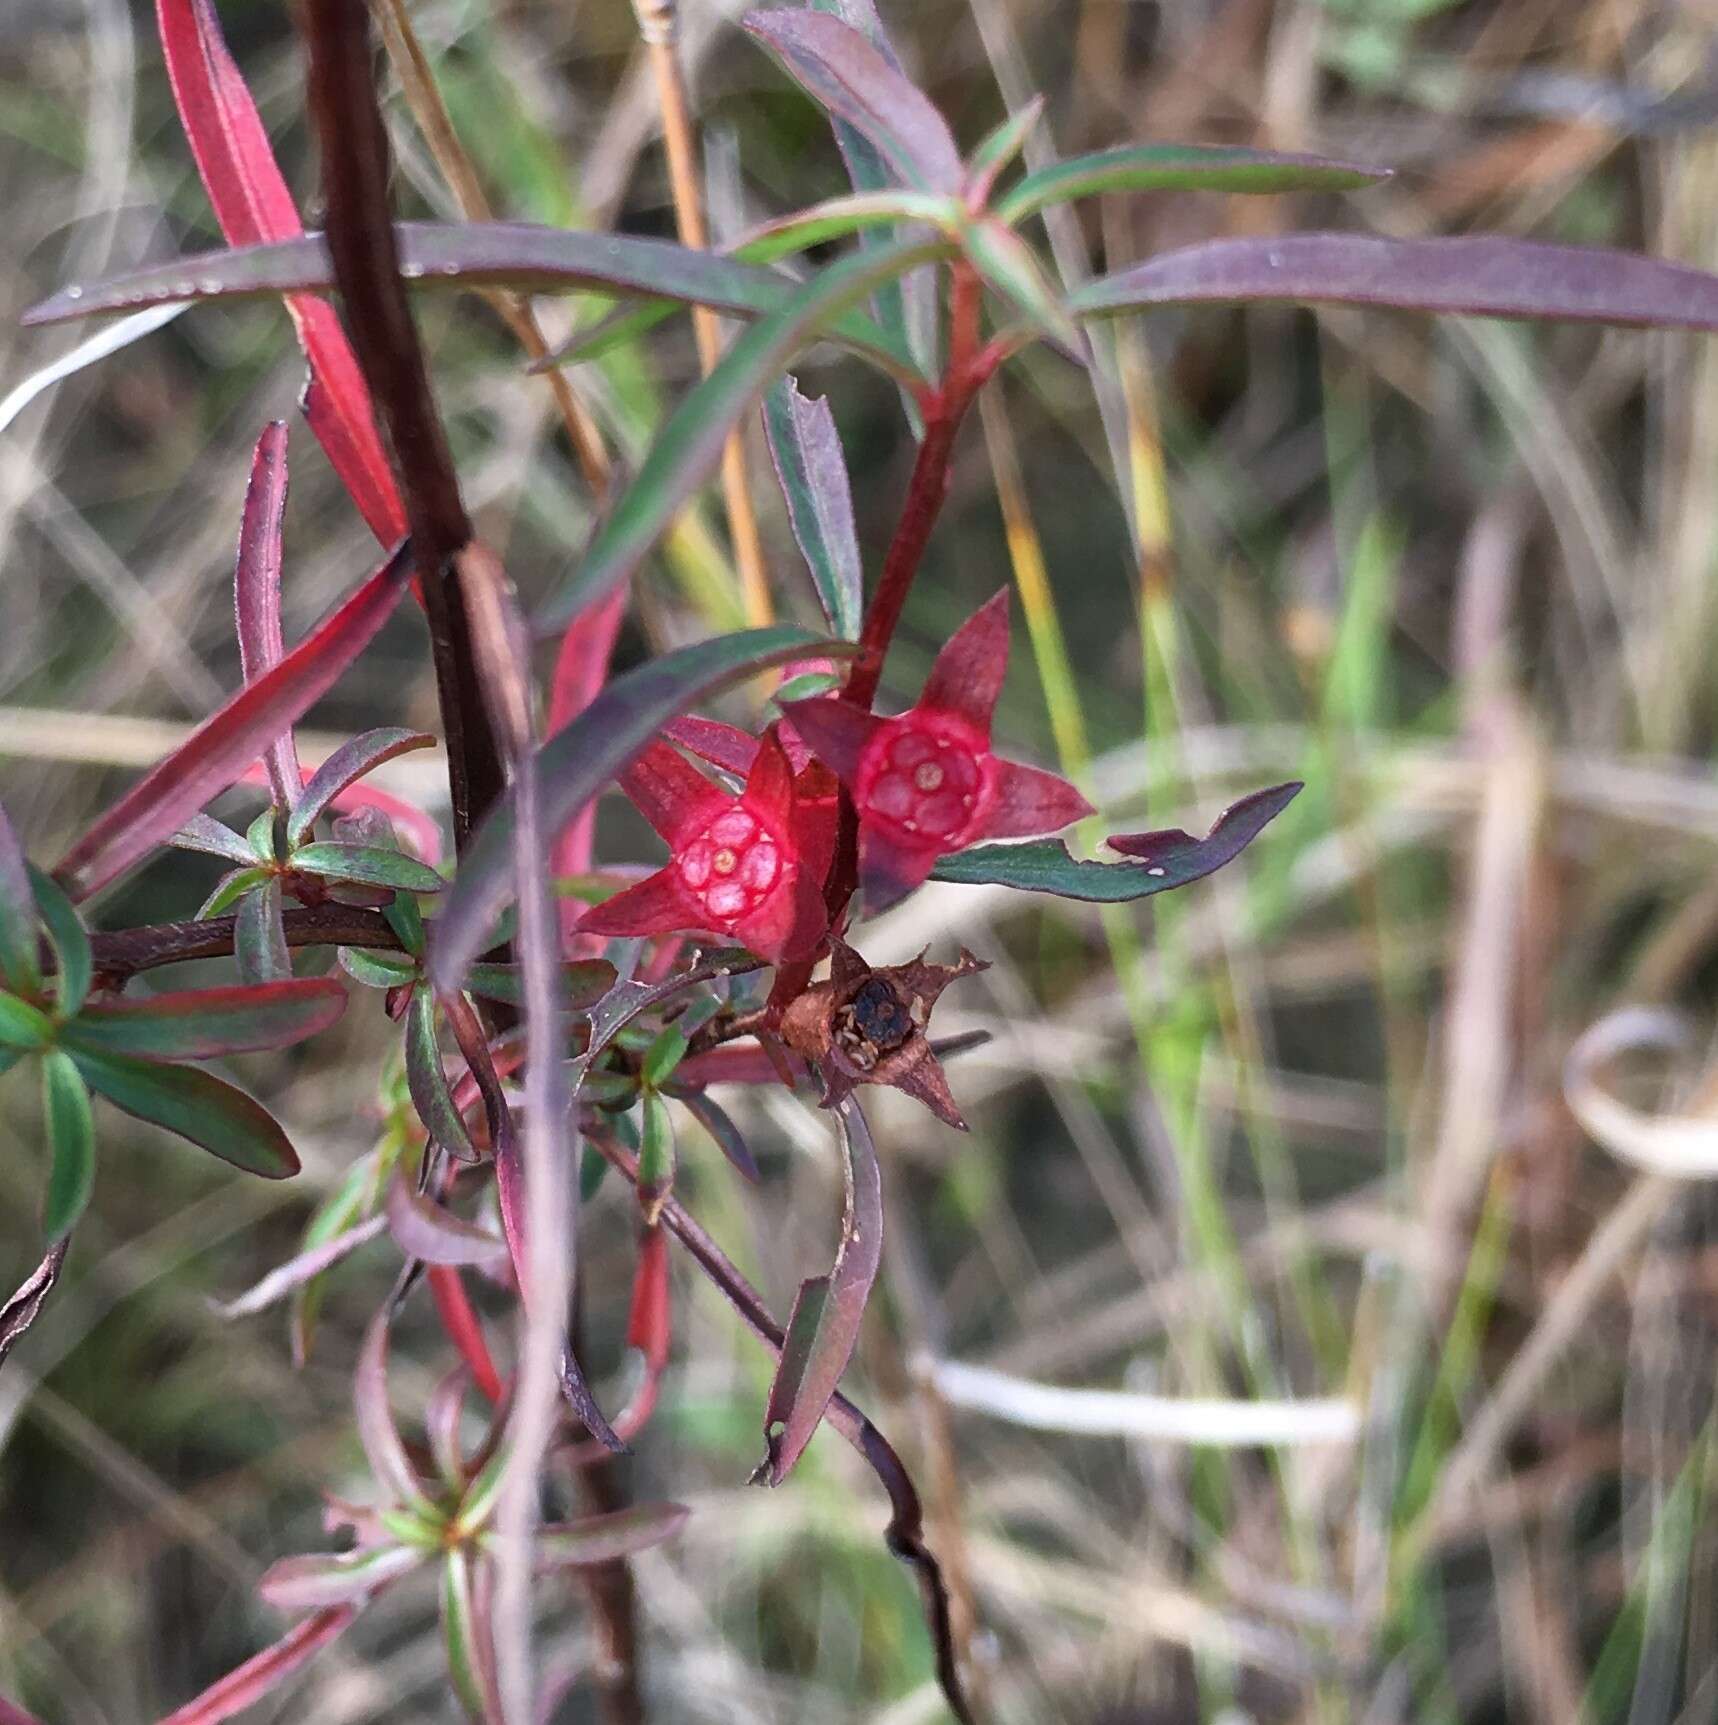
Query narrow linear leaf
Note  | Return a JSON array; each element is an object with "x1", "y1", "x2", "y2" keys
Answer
[
  {"x1": 406, "y1": 987, "x2": 478, "y2": 1163},
  {"x1": 28, "y1": 223, "x2": 919, "y2": 383},
  {"x1": 1070, "y1": 232, "x2": 1718, "y2": 331},
  {"x1": 233, "y1": 421, "x2": 304, "y2": 806},
  {"x1": 354, "y1": 1309, "x2": 435, "y2": 1513},
  {"x1": 385, "y1": 1174, "x2": 509, "y2": 1270},
  {"x1": 930, "y1": 781, "x2": 1302, "y2": 900},
  {"x1": 71, "y1": 1048, "x2": 301, "y2": 1178},
  {"x1": 996, "y1": 143, "x2": 1392, "y2": 225},
  {"x1": 210, "y1": 1214, "x2": 388, "y2": 1319},
  {"x1": 737, "y1": 190, "x2": 962, "y2": 262},
  {"x1": 288, "y1": 729, "x2": 435, "y2": 846},
  {"x1": 431, "y1": 629, "x2": 857, "y2": 992},
  {"x1": 755, "y1": 1097, "x2": 882, "y2": 1485},
  {"x1": 440, "y1": 1545, "x2": 496, "y2": 1723},
  {"x1": 199, "y1": 866, "x2": 271, "y2": 921},
  {"x1": 55, "y1": 541, "x2": 415, "y2": 901},
  {"x1": 290, "y1": 841, "x2": 444, "y2": 894},
  {"x1": 0, "y1": 304, "x2": 186, "y2": 441},
  {"x1": 153, "y1": 1606, "x2": 358, "y2": 1725},
  {"x1": 41, "y1": 1051, "x2": 96, "y2": 1242},
  {"x1": 235, "y1": 876, "x2": 292, "y2": 983},
  {"x1": 27, "y1": 865, "x2": 90, "y2": 1016},
  {"x1": 673, "y1": 1087, "x2": 761, "y2": 1183},
  {"x1": 62, "y1": 978, "x2": 345, "y2": 1062},
  {"x1": 258, "y1": 1544, "x2": 423, "y2": 1613},
  {"x1": 0, "y1": 797, "x2": 40, "y2": 995},
  {"x1": 338, "y1": 946, "x2": 420, "y2": 989},
  {"x1": 965, "y1": 97, "x2": 1045, "y2": 201},
  {"x1": 0, "y1": 995, "x2": 55, "y2": 1050},
  {"x1": 462, "y1": 959, "x2": 615, "y2": 1010},
  {"x1": 155, "y1": 0, "x2": 404, "y2": 546},
  {"x1": 763, "y1": 378, "x2": 863, "y2": 639},
  {"x1": 743, "y1": 9, "x2": 963, "y2": 194},
  {"x1": 536, "y1": 237, "x2": 944, "y2": 632},
  {"x1": 637, "y1": 1090, "x2": 676, "y2": 1223},
  {"x1": 174, "y1": 813, "x2": 256, "y2": 864},
  {"x1": 529, "y1": 1502, "x2": 691, "y2": 1569}
]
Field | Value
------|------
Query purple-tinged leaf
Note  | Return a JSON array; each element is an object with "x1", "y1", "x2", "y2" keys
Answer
[
  {"x1": 754, "y1": 1096, "x2": 882, "y2": 1486},
  {"x1": 355, "y1": 1309, "x2": 434, "y2": 1513},
  {"x1": 63, "y1": 978, "x2": 346, "y2": 1061},
  {"x1": 27, "y1": 224, "x2": 918, "y2": 382},
  {"x1": 0, "y1": 797, "x2": 40, "y2": 996},
  {"x1": 962, "y1": 216, "x2": 1081, "y2": 352},
  {"x1": 1069, "y1": 233, "x2": 1718, "y2": 331},
  {"x1": 28, "y1": 865, "x2": 90, "y2": 1015},
  {"x1": 174, "y1": 814, "x2": 257, "y2": 865},
  {"x1": 528, "y1": 1502, "x2": 691, "y2": 1569},
  {"x1": 995, "y1": 144, "x2": 1391, "y2": 226},
  {"x1": 210, "y1": 1214, "x2": 388, "y2": 1319},
  {"x1": 257, "y1": 1543, "x2": 423, "y2": 1613},
  {"x1": 546, "y1": 588, "x2": 628, "y2": 909},
  {"x1": 738, "y1": 190, "x2": 963, "y2": 263},
  {"x1": 290, "y1": 841, "x2": 444, "y2": 893},
  {"x1": 385, "y1": 1175, "x2": 509, "y2": 1270},
  {"x1": 406, "y1": 987, "x2": 479, "y2": 1163},
  {"x1": 154, "y1": 1606, "x2": 357, "y2": 1725},
  {"x1": 55, "y1": 541, "x2": 415, "y2": 902},
  {"x1": 233, "y1": 422, "x2": 305, "y2": 807},
  {"x1": 0, "y1": 1238, "x2": 69, "y2": 1371},
  {"x1": 431, "y1": 628, "x2": 857, "y2": 992},
  {"x1": 763, "y1": 379, "x2": 863, "y2": 640},
  {"x1": 440, "y1": 1545, "x2": 498, "y2": 1723},
  {"x1": 743, "y1": 10, "x2": 962, "y2": 194},
  {"x1": 287, "y1": 729, "x2": 436, "y2": 847},
  {"x1": 536, "y1": 237, "x2": 944, "y2": 631},
  {"x1": 69, "y1": 1049, "x2": 301, "y2": 1178},
  {"x1": 235, "y1": 876, "x2": 292, "y2": 983},
  {"x1": 41, "y1": 1051, "x2": 95, "y2": 1242},
  {"x1": 0, "y1": 1695, "x2": 45, "y2": 1725},
  {"x1": 672, "y1": 1088, "x2": 760, "y2": 1183},
  {"x1": 929, "y1": 782, "x2": 1302, "y2": 899}
]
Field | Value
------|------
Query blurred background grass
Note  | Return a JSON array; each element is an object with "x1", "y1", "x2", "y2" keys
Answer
[{"x1": 6, "y1": 0, "x2": 1718, "y2": 1720}]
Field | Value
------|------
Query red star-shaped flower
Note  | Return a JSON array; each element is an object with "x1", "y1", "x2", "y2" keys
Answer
[
  {"x1": 785, "y1": 591, "x2": 1093, "y2": 912},
  {"x1": 576, "y1": 729, "x2": 831, "y2": 962}
]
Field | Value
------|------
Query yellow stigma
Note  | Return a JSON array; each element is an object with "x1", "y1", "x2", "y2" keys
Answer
[
  {"x1": 712, "y1": 846, "x2": 738, "y2": 875},
  {"x1": 913, "y1": 761, "x2": 945, "y2": 792}
]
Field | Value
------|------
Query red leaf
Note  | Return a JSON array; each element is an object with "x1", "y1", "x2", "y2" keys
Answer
[
  {"x1": 63, "y1": 979, "x2": 346, "y2": 1062},
  {"x1": 156, "y1": 0, "x2": 404, "y2": 543},
  {"x1": 428, "y1": 1266, "x2": 504, "y2": 1403},
  {"x1": 232, "y1": 421, "x2": 303, "y2": 806},
  {"x1": 353, "y1": 1309, "x2": 433, "y2": 1513},
  {"x1": 626, "y1": 1225, "x2": 671, "y2": 1368},
  {"x1": 154, "y1": 1606, "x2": 357, "y2": 1725},
  {"x1": 547, "y1": 587, "x2": 628, "y2": 900},
  {"x1": 55, "y1": 541, "x2": 414, "y2": 901}
]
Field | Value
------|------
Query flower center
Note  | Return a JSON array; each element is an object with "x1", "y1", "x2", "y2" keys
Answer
[
  {"x1": 675, "y1": 806, "x2": 786, "y2": 928},
  {"x1": 860, "y1": 721, "x2": 987, "y2": 846}
]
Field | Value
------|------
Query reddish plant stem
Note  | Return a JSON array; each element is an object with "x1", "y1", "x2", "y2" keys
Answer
[{"x1": 299, "y1": 0, "x2": 504, "y2": 848}]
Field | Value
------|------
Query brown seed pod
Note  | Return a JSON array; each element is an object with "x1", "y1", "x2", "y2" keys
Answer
[{"x1": 779, "y1": 937, "x2": 987, "y2": 1129}]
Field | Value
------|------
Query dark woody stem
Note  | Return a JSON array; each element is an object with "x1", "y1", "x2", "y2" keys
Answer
[
  {"x1": 585, "y1": 1127, "x2": 977, "y2": 1725},
  {"x1": 87, "y1": 905, "x2": 404, "y2": 980}
]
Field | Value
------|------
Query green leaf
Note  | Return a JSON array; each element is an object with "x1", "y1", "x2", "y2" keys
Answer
[
  {"x1": 0, "y1": 992, "x2": 55, "y2": 1049},
  {"x1": 41, "y1": 1050, "x2": 95, "y2": 1240},
  {"x1": 405, "y1": 987, "x2": 477, "y2": 1163},
  {"x1": 579, "y1": 1141, "x2": 611, "y2": 1202},
  {"x1": 439, "y1": 1545, "x2": 491, "y2": 1723},
  {"x1": 929, "y1": 783, "x2": 1303, "y2": 900},
  {"x1": 28, "y1": 222, "x2": 920, "y2": 382},
  {"x1": 536, "y1": 236, "x2": 945, "y2": 632},
  {"x1": 384, "y1": 889, "x2": 426, "y2": 957},
  {"x1": 995, "y1": 143, "x2": 1392, "y2": 225},
  {"x1": 27, "y1": 865, "x2": 90, "y2": 1017},
  {"x1": 246, "y1": 807, "x2": 278, "y2": 863},
  {"x1": 70, "y1": 1047, "x2": 301, "y2": 1177},
  {"x1": 431, "y1": 628, "x2": 858, "y2": 991},
  {"x1": 339, "y1": 946, "x2": 421, "y2": 989},
  {"x1": 638, "y1": 1090, "x2": 675, "y2": 1220},
  {"x1": 737, "y1": 190, "x2": 963, "y2": 262},
  {"x1": 962, "y1": 217, "x2": 1081, "y2": 351},
  {"x1": 641, "y1": 1024, "x2": 689, "y2": 1090},
  {"x1": 0, "y1": 797, "x2": 42, "y2": 996},
  {"x1": 762, "y1": 378, "x2": 863, "y2": 639},
  {"x1": 290, "y1": 842, "x2": 445, "y2": 893},
  {"x1": 965, "y1": 95, "x2": 1044, "y2": 201},
  {"x1": 462, "y1": 958, "x2": 615, "y2": 1010},
  {"x1": 287, "y1": 728, "x2": 436, "y2": 847},
  {"x1": 197, "y1": 864, "x2": 273, "y2": 920},
  {"x1": 62, "y1": 978, "x2": 345, "y2": 1061},
  {"x1": 235, "y1": 875, "x2": 292, "y2": 983}
]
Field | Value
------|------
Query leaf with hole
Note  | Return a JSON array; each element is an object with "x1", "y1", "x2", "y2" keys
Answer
[{"x1": 929, "y1": 782, "x2": 1302, "y2": 899}]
